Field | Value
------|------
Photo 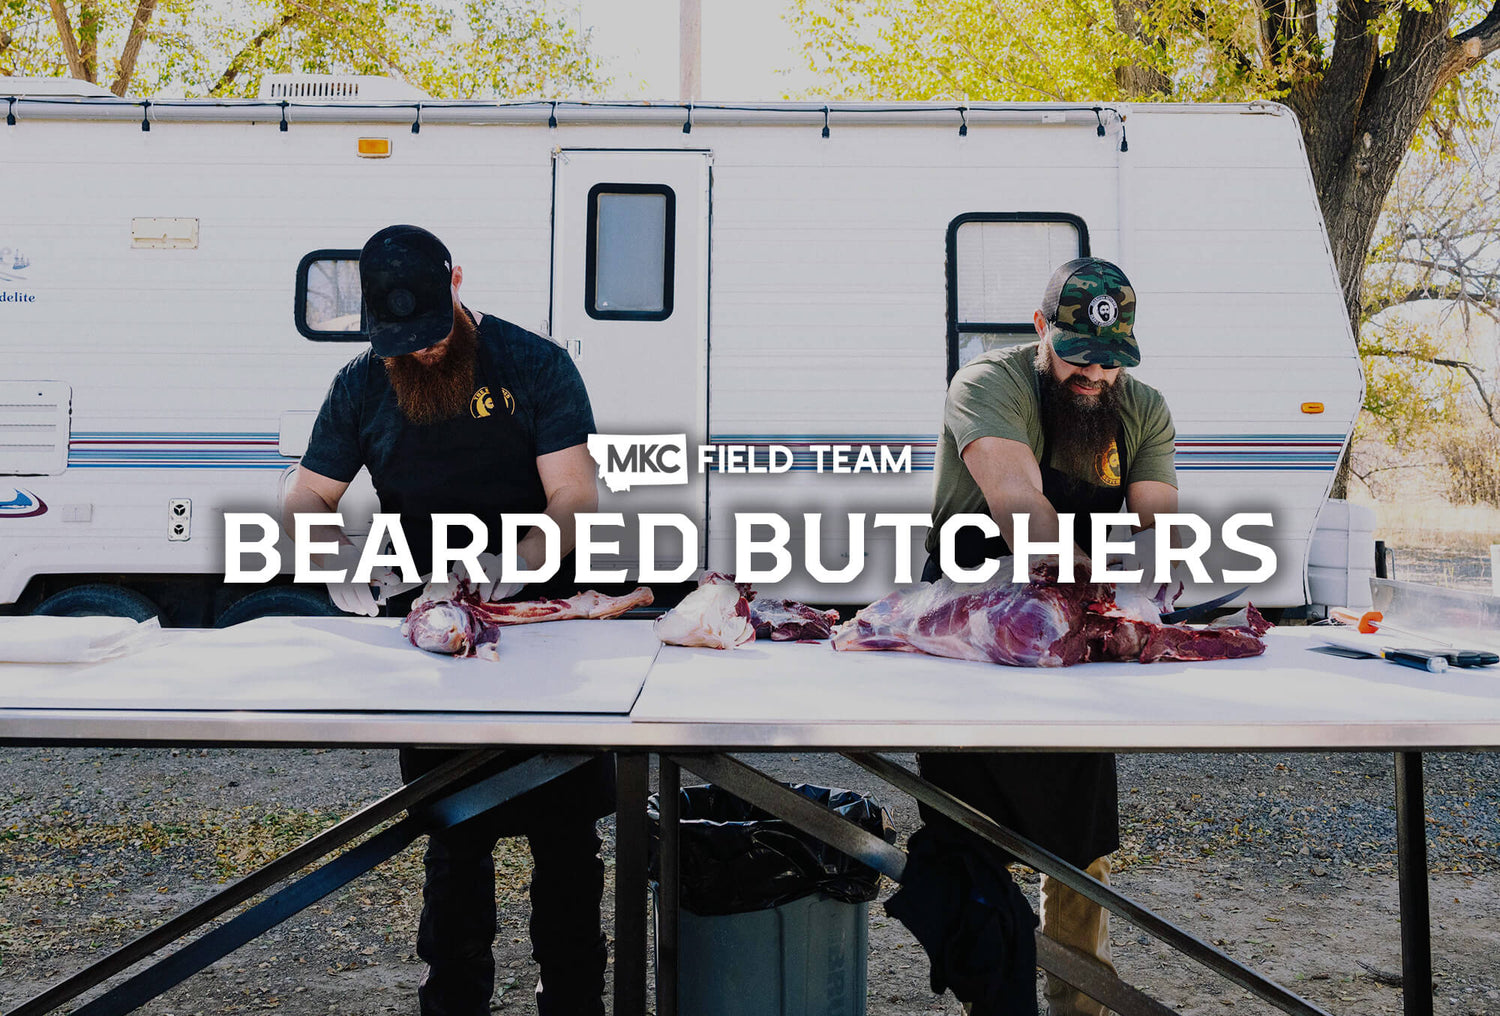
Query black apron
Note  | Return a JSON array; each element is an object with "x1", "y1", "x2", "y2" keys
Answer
[
  {"x1": 382, "y1": 315, "x2": 613, "y2": 830},
  {"x1": 916, "y1": 425, "x2": 1128, "y2": 868},
  {"x1": 373, "y1": 318, "x2": 545, "y2": 578}
]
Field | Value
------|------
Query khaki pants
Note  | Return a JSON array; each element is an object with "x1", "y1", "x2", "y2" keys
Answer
[{"x1": 1040, "y1": 855, "x2": 1115, "y2": 1016}]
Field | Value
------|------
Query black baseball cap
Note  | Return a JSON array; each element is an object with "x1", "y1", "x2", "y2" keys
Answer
[{"x1": 359, "y1": 225, "x2": 455, "y2": 357}]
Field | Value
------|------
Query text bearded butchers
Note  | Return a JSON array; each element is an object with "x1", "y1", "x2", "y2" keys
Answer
[{"x1": 223, "y1": 510, "x2": 1277, "y2": 586}]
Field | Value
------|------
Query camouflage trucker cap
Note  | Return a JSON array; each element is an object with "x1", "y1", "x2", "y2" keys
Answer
[{"x1": 1040, "y1": 257, "x2": 1140, "y2": 368}]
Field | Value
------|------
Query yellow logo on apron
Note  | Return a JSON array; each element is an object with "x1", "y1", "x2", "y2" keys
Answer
[
  {"x1": 1097, "y1": 440, "x2": 1121, "y2": 487},
  {"x1": 470, "y1": 387, "x2": 516, "y2": 418}
]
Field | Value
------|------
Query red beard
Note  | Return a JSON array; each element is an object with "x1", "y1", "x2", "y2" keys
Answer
[{"x1": 382, "y1": 307, "x2": 478, "y2": 425}]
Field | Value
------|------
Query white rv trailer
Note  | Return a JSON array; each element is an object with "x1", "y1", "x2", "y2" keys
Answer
[{"x1": 0, "y1": 76, "x2": 1362, "y2": 622}]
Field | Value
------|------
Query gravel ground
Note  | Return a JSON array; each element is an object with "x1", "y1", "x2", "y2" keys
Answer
[{"x1": 2, "y1": 747, "x2": 1497, "y2": 1015}]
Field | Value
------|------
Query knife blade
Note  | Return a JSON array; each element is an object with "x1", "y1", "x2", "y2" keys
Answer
[{"x1": 1159, "y1": 585, "x2": 1250, "y2": 624}]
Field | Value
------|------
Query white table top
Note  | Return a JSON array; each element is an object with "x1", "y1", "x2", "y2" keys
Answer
[
  {"x1": 2, "y1": 620, "x2": 1498, "y2": 750},
  {"x1": 0, "y1": 616, "x2": 660, "y2": 714}
]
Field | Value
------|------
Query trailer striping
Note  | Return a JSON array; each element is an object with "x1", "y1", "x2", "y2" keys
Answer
[
  {"x1": 53, "y1": 432, "x2": 1344, "y2": 471},
  {"x1": 68, "y1": 432, "x2": 293, "y2": 469}
]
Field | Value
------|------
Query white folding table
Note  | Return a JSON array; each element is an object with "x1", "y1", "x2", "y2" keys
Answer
[{"x1": 3, "y1": 619, "x2": 1496, "y2": 1016}]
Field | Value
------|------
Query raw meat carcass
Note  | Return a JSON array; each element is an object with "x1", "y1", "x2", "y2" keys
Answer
[
  {"x1": 750, "y1": 597, "x2": 843, "y2": 641},
  {"x1": 402, "y1": 582, "x2": 655, "y2": 659},
  {"x1": 832, "y1": 562, "x2": 1267, "y2": 666},
  {"x1": 402, "y1": 579, "x2": 503, "y2": 660},
  {"x1": 655, "y1": 573, "x2": 755, "y2": 649}
]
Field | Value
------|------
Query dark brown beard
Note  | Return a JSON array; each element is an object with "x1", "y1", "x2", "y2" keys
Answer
[
  {"x1": 1036, "y1": 344, "x2": 1124, "y2": 479},
  {"x1": 382, "y1": 307, "x2": 478, "y2": 425}
]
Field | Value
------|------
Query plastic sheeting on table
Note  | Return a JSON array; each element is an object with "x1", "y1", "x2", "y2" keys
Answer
[
  {"x1": 0, "y1": 616, "x2": 165, "y2": 663},
  {"x1": 0, "y1": 616, "x2": 660, "y2": 714}
]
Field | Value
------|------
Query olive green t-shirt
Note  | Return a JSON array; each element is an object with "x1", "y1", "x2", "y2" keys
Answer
[{"x1": 925, "y1": 342, "x2": 1177, "y2": 555}]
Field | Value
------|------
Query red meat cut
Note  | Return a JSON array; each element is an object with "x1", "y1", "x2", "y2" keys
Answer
[
  {"x1": 402, "y1": 581, "x2": 654, "y2": 658},
  {"x1": 831, "y1": 563, "x2": 1268, "y2": 666}
]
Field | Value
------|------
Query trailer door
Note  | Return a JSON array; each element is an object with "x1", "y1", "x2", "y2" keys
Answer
[{"x1": 551, "y1": 149, "x2": 710, "y2": 575}]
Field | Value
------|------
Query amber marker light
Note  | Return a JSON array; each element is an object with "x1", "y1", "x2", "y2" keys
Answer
[
  {"x1": 357, "y1": 138, "x2": 392, "y2": 158},
  {"x1": 1301, "y1": 402, "x2": 1325, "y2": 414}
]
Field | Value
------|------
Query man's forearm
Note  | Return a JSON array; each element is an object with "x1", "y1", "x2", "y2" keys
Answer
[
  {"x1": 518, "y1": 483, "x2": 597, "y2": 568},
  {"x1": 280, "y1": 487, "x2": 347, "y2": 547},
  {"x1": 989, "y1": 488, "x2": 1092, "y2": 570}
]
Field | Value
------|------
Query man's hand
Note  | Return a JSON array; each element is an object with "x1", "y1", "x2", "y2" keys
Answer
[
  {"x1": 456, "y1": 552, "x2": 530, "y2": 603},
  {"x1": 321, "y1": 542, "x2": 379, "y2": 617}
]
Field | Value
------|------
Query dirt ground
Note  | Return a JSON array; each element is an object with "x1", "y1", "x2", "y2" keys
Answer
[{"x1": 2, "y1": 746, "x2": 1497, "y2": 1016}]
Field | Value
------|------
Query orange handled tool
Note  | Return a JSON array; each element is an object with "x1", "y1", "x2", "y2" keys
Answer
[{"x1": 1328, "y1": 607, "x2": 1452, "y2": 647}]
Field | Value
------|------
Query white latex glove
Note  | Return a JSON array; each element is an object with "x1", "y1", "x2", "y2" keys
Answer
[
  {"x1": 455, "y1": 552, "x2": 529, "y2": 603},
  {"x1": 1105, "y1": 527, "x2": 1160, "y2": 585},
  {"x1": 322, "y1": 542, "x2": 378, "y2": 617}
]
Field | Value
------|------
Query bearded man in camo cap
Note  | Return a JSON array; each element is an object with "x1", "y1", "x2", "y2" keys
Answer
[{"x1": 919, "y1": 257, "x2": 1178, "y2": 1016}]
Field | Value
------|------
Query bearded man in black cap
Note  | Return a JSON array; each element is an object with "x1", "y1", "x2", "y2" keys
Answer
[
  {"x1": 922, "y1": 258, "x2": 1178, "y2": 1016},
  {"x1": 282, "y1": 224, "x2": 610, "y2": 1016}
]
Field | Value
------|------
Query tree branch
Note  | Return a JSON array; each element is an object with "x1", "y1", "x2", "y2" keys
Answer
[
  {"x1": 210, "y1": 10, "x2": 301, "y2": 96},
  {"x1": 1436, "y1": 1, "x2": 1500, "y2": 91},
  {"x1": 46, "y1": 0, "x2": 86, "y2": 80},
  {"x1": 1370, "y1": 349, "x2": 1499, "y2": 424},
  {"x1": 1186, "y1": 5, "x2": 1258, "y2": 74},
  {"x1": 110, "y1": 0, "x2": 157, "y2": 96},
  {"x1": 1293, "y1": 0, "x2": 1318, "y2": 49},
  {"x1": 1363, "y1": 284, "x2": 1500, "y2": 315}
]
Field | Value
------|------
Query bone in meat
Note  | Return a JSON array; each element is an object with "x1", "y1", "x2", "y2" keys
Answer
[
  {"x1": 402, "y1": 583, "x2": 655, "y2": 658},
  {"x1": 476, "y1": 586, "x2": 654, "y2": 626},
  {"x1": 749, "y1": 597, "x2": 843, "y2": 641},
  {"x1": 402, "y1": 579, "x2": 502, "y2": 660},
  {"x1": 655, "y1": 573, "x2": 755, "y2": 649}
]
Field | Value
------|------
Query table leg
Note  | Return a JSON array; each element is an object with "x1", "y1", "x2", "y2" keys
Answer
[
  {"x1": 1396, "y1": 751, "x2": 1433, "y2": 1016},
  {"x1": 613, "y1": 752, "x2": 650, "y2": 1016},
  {"x1": 657, "y1": 755, "x2": 681, "y2": 1016}
]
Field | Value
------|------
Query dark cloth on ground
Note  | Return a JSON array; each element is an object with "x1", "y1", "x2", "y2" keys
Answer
[{"x1": 885, "y1": 825, "x2": 1039, "y2": 1016}]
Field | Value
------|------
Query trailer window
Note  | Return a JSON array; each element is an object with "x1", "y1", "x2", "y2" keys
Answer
[
  {"x1": 586, "y1": 183, "x2": 675, "y2": 321},
  {"x1": 296, "y1": 250, "x2": 365, "y2": 340},
  {"x1": 946, "y1": 214, "x2": 1089, "y2": 378}
]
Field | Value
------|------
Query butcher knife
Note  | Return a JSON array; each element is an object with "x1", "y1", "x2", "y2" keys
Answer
[
  {"x1": 1159, "y1": 586, "x2": 1249, "y2": 624},
  {"x1": 371, "y1": 567, "x2": 428, "y2": 605}
]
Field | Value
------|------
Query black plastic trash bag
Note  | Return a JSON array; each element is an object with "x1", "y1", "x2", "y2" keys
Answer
[{"x1": 647, "y1": 782, "x2": 897, "y2": 916}]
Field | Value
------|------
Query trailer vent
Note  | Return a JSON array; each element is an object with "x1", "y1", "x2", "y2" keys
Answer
[
  {"x1": 0, "y1": 381, "x2": 71, "y2": 476},
  {"x1": 258, "y1": 74, "x2": 432, "y2": 102}
]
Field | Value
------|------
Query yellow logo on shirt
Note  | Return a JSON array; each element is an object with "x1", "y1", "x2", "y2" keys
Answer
[{"x1": 1097, "y1": 441, "x2": 1121, "y2": 487}]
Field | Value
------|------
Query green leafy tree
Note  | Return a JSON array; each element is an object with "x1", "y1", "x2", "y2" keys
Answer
[
  {"x1": 1363, "y1": 115, "x2": 1500, "y2": 432},
  {"x1": 790, "y1": 0, "x2": 1500, "y2": 494},
  {"x1": 0, "y1": 0, "x2": 606, "y2": 98}
]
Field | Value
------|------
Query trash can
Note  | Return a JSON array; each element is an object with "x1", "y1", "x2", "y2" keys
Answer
[{"x1": 648, "y1": 783, "x2": 896, "y2": 1016}]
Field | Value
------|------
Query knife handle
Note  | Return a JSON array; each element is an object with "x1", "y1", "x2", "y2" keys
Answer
[{"x1": 1386, "y1": 649, "x2": 1449, "y2": 674}]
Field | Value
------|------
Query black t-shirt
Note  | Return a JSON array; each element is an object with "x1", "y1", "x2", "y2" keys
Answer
[
  {"x1": 303, "y1": 314, "x2": 594, "y2": 482},
  {"x1": 301, "y1": 314, "x2": 594, "y2": 575}
]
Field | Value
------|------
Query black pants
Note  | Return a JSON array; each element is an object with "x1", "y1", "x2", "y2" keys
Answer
[{"x1": 403, "y1": 749, "x2": 612, "y2": 1016}]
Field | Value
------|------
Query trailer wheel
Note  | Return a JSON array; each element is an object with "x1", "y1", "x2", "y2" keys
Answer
[
  {"x1": 215, "y1": 586, "x2": 341, "y2": 627},
  {"x1": 34, "y1": 583, "x2": 160, "y2": 621}
]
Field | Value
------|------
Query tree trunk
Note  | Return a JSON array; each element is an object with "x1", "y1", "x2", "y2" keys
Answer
[
  {"x1": 110, "y1": 0, "x2": 159, "y2": 96},
  {"x1": 47, "y1": 0, "x2": 86, "y2": 80},
  {"x1": 78, "y1": 0, "x2": 98, "y2": 82},
  {"x1": 1112, "y1": 0, "x2": 1172, "y2": 96},
  {"x1": 1281, "y1": 1, "x2": 1500, "y2": 498}
]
